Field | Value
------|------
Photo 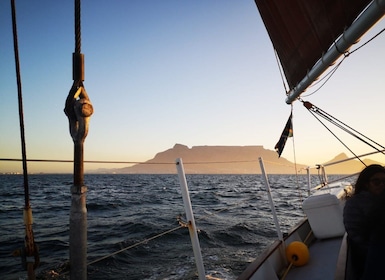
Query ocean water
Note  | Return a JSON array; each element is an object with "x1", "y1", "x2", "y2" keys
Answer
[{"x1": 0, "y1": 174, "x2": 339, "y2": 279}]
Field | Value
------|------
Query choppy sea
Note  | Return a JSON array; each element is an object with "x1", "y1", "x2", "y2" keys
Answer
[{"x1": 0, "y1": 173, "x2": 348, "y2": 280}]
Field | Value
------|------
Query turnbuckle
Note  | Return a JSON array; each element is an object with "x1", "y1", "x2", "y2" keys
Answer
[{"x1": 64, "y1": 84, "x2": 93, "y2": 144}]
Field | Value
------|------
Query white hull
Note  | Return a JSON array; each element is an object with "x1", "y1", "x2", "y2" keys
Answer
[{"x1": 238, "y1": 182, "x2": 352, "y2": 280}]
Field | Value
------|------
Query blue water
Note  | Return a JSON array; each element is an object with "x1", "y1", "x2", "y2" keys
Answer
[{"x1": 0, "y1": 174, "x2": 327, "y2": 279}]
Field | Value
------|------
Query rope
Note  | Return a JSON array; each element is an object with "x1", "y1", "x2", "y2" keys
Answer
[
  {"x1": 61, "y1": 176, "x2": 307, "y2": 275},
  {"x1": 301, "y1": 59, "x2": 344, "y2": 98},
  {"x1": 0, "y1": 158, "x2": 145, "y2": 164},
  {"x1": 49, "y1": 224, "x2": 185, "y2": 277},
  {"x1": 313, "y1": 173, "x2": 359, "y2": 191},
  {"x1": 36, "y1": 167, "x2": 311, "y2": 278},
  {"x1": 51, "y1": 180, "x2": 285, "y2": 273},
  {"x1": 274, "y1": 49, "x2": 289, "y2": 94},
  {"x1": 0, "y1": 157, "x2": 297, "y2": 166},
  {"x1": 349, "y1": 27, "x2": 385, "y2": 55},
  {"x1": 86, "y1": 225, "x2": 185, "y2": 267},
  {"x1": 73, "y1": 191, "x2": 280, "y2": 269},
  {"x1": 10, "y1": 0, "x2": 39, "y2": 275},
  {"x1": 300, "y1": 27, "x2": 385, "y2": 100},
  {"x1": 280, "y1": 230, "x2": 313, "y2": 280},
  {"x1": 280, "y1": 261, "x2": 294, "y2": 280}
]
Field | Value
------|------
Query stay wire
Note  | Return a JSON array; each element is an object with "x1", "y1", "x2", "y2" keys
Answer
[
  {"x1": 0, "y1": 157, "x2": 292, "y2": 165},
  {"x1": 301, "y1": 27, "x2": 384, "y2": 99},
  {"x1": 301, "y1": 59, "x2": 344, "y2": 98},
  {"x1": 11, "y1": 0, "x2": 29, "y2": 208},
  {"x1": 317, "y1": 110, "x2": 385, "y2": 151},
  {"x1": 306, "y1": 102, "x2": 385, "y2": 153},
  {"x1": 53, "y1": 223, "x2": 184, "y2": 275},
  {"x1": 274, "y1": 49, "x2": 289, "y2": 94},
  {"x1": 75, "y1": 0, "x2": 81, "y2": 54},
  {"x1": 86, "y1": 225, "x2": 185, "y2": 267},
  {"x1": 312, "y1": 110, "x2": 365, "y2": 165},
  {"x1": 303, "y1": 103, "x2": 367, "y2": 166},
  {"x1": 11, "y1": 0, "x2": 40, "y2": 274},
  {"x1": 349, "y1": 27, "x2": 385, "y2": 55}
]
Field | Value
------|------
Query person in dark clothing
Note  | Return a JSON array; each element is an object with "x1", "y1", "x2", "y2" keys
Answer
[{"x1": 343, "y1": 164, "x2": 385, "y2": 280}]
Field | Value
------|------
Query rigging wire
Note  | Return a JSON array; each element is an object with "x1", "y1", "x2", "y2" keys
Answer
[
  {"x1": 300, "y1": 27, "x2": 384, "y2": 99},
  {"x1": 303, "y1": 101, "x2": 385, "y2": 152},
  {"x1": 301, "y1": 59, "x2": 344, "y2": 98},
  {"x1": 274, "y1": 49, "x2": 289, "y2": 94},
  {"x1": 302, "y1": 101, "x2": 385, "y2": 166},
  {"x1": 0, "y1": 157, "x2": 298, "y2": 167},
  {"x1": 53, "y1": 224, "x2": 185, "y2": 276},
  {"x1": 349, "y1": 27, "x2": 385, "y2": 55},
  {"x1": 86, "y1": 225, "x2": 185, "y2": 267},
  {"x1": 306, "y1": 107, "x2": 365, "y2": 166},
  {"x1": 10, "y1": 0, "x2": 39, "y2": 276},
  {"x1": 11, "y1": 0, "x2": 29, "y2": 206},
  {"x1": 64, "y1": 0, "x2": 93, "y2": 278},
  {"x1": 2, "y1": 149, "x2": 383, "y2": 172}
]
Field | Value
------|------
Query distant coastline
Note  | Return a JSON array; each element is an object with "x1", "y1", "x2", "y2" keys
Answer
[
  {"x1": 91, "y1": 144, "x2": 382, "y2": 175},
  {"x1": 2, "y1": 144, "x2": 381, "y2": 175}
]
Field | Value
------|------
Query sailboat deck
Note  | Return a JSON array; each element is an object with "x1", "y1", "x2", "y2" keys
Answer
[{"x1": 285, "y1": 237, "x2": 344, "y2": 280}]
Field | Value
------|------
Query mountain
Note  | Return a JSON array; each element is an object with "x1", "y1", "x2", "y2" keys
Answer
[
  {"x1": 94, "y1": 144, "x2": 383, "y2": 174},
  {"x1": 110, "y1": 144, "x2": 301, "y2": 174},
  {"x1": 321, "y1": 153, "x2": 383, "y2": 174}
]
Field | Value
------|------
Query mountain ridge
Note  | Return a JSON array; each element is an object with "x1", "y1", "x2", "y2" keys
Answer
[{"x1": 94, "y1": 144, "x2": 383, "y2": 174}]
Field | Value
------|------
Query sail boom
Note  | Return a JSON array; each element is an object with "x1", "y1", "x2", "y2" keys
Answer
[{"x1": 286, "y1": 0, "x2": 385, "y2": 104}]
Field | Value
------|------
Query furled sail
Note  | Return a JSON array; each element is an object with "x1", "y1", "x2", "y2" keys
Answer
[{"x1": 254, "y1": 0, "x2": 385, "y2": 103}]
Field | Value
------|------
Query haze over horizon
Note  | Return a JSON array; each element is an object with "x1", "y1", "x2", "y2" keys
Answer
[{"x1": 1, "y1": 1, "x2": 385, "y2": 174}]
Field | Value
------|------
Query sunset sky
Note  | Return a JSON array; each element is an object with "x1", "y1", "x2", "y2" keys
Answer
[{"x1": 1, "y1": 1, "x2": 385, "y2": 173}]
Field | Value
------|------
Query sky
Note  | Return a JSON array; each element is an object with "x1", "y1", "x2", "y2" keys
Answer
[{"x1": 1, "y1": 0, "x2": 385, "y2": 174}]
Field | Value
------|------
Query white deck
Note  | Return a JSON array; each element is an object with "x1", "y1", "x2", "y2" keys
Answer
[
  {"x1": 238, "y1": 183, "x2": 352, "y2": 280},
  {"x1": 285, "y1": 237, "x2": 343, "y2": 280}
]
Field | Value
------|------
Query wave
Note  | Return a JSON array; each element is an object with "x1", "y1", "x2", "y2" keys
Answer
[{"x1": 1, "y1": 174, "x2": 312, "y2": 279}]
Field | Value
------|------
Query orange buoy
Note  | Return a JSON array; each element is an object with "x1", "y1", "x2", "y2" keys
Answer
[{"x1": 285, "y1": 241, "x2": 309, "y2": 266}]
